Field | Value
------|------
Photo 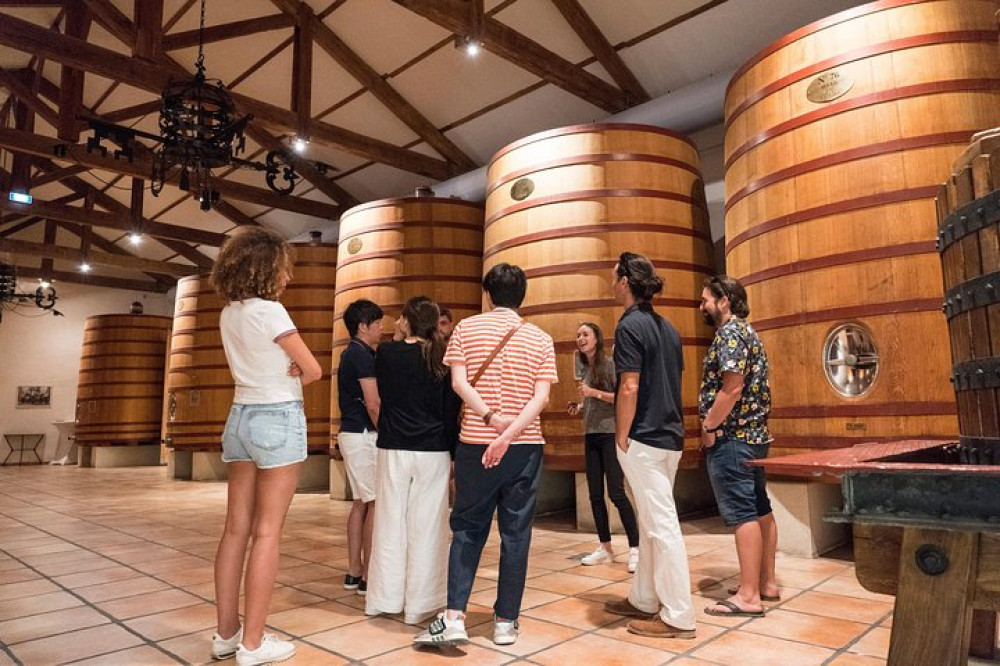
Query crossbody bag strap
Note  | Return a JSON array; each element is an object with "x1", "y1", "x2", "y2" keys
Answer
[{"x1": 470, "y1": 323, "x2": 523, "y2": 387}]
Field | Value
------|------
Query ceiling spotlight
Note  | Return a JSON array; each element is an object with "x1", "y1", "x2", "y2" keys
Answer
[
  {"x1": 39, "y1": 280, "x2": 51, "y2": 290},
  {"x1": 293, "y1": 137, "x2": 308, "y2": 153},
  {"x1": 128, "y1": 232, "x2": 142, "y2": 245},
  {"x1": 79, "y1": 262, "x2": 91, "y2": 273},
  {"x1": 465, "y1": 39, "x2": 480, "y2": 56}
]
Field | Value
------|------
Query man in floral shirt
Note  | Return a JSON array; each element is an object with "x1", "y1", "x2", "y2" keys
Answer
[{"x1": 698, "y1": 275, "x2": 777, "y2": 619}]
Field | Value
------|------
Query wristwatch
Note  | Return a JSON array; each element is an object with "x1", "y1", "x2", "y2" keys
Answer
[
  {"x1": 482, "y1": 409, "x2": 495, "y2": 425},
  {"x1": 702, "y1": 422, "x2": 721, "y2": 433}
]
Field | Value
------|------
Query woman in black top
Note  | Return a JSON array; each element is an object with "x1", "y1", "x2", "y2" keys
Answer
[{"x1": 364, "y1": 296, "x2": 459, "y2": 625}]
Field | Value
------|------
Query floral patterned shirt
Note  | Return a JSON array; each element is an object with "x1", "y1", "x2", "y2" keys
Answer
[{"x1": 698, "y1": 317, "x2": 771, "y2": 445}]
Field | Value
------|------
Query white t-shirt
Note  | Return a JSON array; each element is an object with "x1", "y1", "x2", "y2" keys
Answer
[{"x1": 220, "y1": 298, "x2": 303, "y2": 404}]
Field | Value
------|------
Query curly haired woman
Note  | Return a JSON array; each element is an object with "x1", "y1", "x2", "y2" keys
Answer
[{"x1": 209, "y1": 228, "x2": 322, "y2": 666}]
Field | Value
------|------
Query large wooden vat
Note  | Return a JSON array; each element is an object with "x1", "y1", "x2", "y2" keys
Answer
[
  {"x1": 164, "y1": 242, "x2": 337, "y2": 455},
  {"x1": 76, "y1": 314, "x2": 171, "y2": 447},
  {"x1": 485, "y1": 123, "x2": 715, "y2": 471},
  {"x1": 331, "y1": 197, "x2": 485, "y2": 439},
  {"x1": 938, "y1": 129, "x2": 1000, "y2": 455},
  {"x1": 724, "y1": 0, "x2": 1000, "y2": 457}
]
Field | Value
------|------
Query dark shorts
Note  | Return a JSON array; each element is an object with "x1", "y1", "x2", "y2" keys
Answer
[{"x1": 705, "y1": 437, "x2": 772, "y2": 527}]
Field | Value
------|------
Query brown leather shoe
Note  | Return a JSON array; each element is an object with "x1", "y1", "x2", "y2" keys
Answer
[
  {"x1": 604, "y1": 598, "x2": 656, "y2": 619},
  {"x1": 626, "y1": 616, "x2": 696, "y2": 639}
]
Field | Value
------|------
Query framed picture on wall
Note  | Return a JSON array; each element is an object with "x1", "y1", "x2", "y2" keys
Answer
[{"x1": 16, "y1": 386, "x2": 51, "y2": 408}]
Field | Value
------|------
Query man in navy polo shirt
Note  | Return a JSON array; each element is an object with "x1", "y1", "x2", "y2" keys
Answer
[
  {"x1": 337, "y1": 299, "x2": 383, "y2": 596},
  {"x1": 603, "y1": 252, "x2": 696, "y2": 640}
]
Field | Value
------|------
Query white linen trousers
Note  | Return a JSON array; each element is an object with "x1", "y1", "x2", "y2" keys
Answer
[
  {"x1": 617, "y1": 438, "x2": 696, "y2": 630},
  {"x1": 365, "y1": 448, "x2": 451, "y2": 623}
]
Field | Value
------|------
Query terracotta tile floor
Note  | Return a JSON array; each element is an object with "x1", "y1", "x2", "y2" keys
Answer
[{"x1": 0, "y1": 465, "x2": 901, "y2": 666}]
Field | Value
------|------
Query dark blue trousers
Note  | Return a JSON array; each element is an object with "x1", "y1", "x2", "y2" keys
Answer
[{"x1": 446, "y1": 441, "x2": 543, "y2": 620}]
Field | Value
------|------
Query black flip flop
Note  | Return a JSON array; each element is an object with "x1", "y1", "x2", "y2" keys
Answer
[
  {"x1": 705, "y1": 599, "x2": 765, "y2": 618},
  {"x1": 727, "y1": 587, "x2": 780, "y2": 602}
]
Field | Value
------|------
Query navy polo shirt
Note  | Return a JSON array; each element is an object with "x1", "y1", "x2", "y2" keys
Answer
[
  {"x1": 337, "y1": 338, "x2": 376, "y2": 433},
  {"x1": 613, "y1": 304, "x2": 685, "y2": 450}
]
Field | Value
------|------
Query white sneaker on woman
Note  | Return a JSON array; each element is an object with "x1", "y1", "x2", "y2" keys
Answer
[
  {"x1": 211, "y1": 626, "x2": 242, "y2": 660},
  {"x1": 627, "y1": 547, "x2": 640, "y2": 573},
  {"x1": 236, "y1": 634, "x2": 295, "y2": 666},
  {"x1": 581, "y1": 546, "x2": 613, "y2": 566}
]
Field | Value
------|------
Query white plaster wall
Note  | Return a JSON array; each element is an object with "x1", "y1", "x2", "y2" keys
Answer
[{"x1": 0, "y1": 280, "x2": 175, "y2": 461}]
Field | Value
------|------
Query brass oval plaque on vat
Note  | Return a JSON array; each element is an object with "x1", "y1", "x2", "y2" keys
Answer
[
  {"x1": 510, "y1": 178, "x2": 535, "y2": 201},
  {"x1": 347, "y1": 237, "x2": 363, "y2": 255},
  {"x1": 806, "y1": 70, "x2": 854, "y2": 104}
]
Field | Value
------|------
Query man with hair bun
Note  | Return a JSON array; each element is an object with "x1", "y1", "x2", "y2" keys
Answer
[
  {"x1": 603, "y1": 251, "x2": 696, "y2": 640},
  {"x1": 699, "y1": 275, "x2": 776, "y2": 619}
]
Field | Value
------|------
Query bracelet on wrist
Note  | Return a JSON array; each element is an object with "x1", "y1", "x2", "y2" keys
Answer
[{"x1": 483, "y1": 409, "x2": 495, "y2": 425}]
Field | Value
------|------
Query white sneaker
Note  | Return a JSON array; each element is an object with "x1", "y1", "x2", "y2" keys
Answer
[
  {"x1": 236, "y1": 634, "x2": 295, "y2": 666},
  {"x1": 493, "y1": 616, "x2": 519, "y2": 646},
  {"x1": 413, "y1": 613, "x2": 468, "y2": 646},
  {"x1": 581, "y1": 546, "x2": 613, "y2": 566},
  {"x1": 211, "y1": 626, "x2": 242, "y2": 660},
  {"x1": 627, "y1": 547, "x2": 639, "y2": 573}
]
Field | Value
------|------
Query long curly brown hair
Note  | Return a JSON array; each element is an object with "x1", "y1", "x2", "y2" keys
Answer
[{"x1": 210, "y1": 227, "x2": 295, "y2": 302}]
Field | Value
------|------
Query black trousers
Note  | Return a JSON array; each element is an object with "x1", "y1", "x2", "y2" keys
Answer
[{"x1": 585, "y1": 432, "x2": 639, "y2": 547}]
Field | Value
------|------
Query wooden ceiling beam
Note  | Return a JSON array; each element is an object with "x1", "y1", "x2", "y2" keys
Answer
[
  {"x1": 0, "y1": 127, "x2": 342, "y2": 219},
  {"x1": 155, "y1": 237, "x2": 214, "y2": 269},
  {"x1": 549, "y1": 0, "x2": 649, "y2": 103},
  {"x1": 0, "y1": 217, "x2": 43, "y2": 238},
  {"x1": 213, "y1": 200, "x2": 260, "y2": 227},
  {"x1": 30, "y1": 165, "x2": 89, "y2": 188},
  {"x1": 32, "y1": 161, "x2": 218, "y2": 269},
  {"x1": 162, "y1": 14, "x2": 296, "y2": 51},
  {"x1": 0, "y1": 237, "x2": 197, "y2": 277},
  {"x1": 391, "y1": 0, "x2": 628, "y2": 112},
  {"x1": 12, "y1": 67, "x2": 61, "y2": 106},
  {"x1": 80, "y1": 0, "x2": 134, "y2": 48},
  {"x1": 10, "y1": 98, "x2": 35, "y2": 193},
  {"x1": 291, "y1": 1, "x2": 312, "y2": 140},
  {"x1": 58, "y1": 2, "x2": 91, "y2": 141},
  {"x1": 0, "y1": 194, "x2": 227, "y2": 246},
  {"x1": 15, "y1": 264, "x2": 170, "y2": 293},
  {"x1": 134, "y1": 0, "x2": 163, "y2": 60},
  {"x1": 274, "y1": 0, "x2": 476, "y2": 171},
  {"x1": 0, "y1": 68, "x2": 59, "y2": 127},
  {"x1": 51, "y1": 219, "x2": 177, "y2": 286},
  {"x1": 100, "y1": 100, "x2": 161, "y2": 123},
  {"x1": 0, "y1": 11, "x2": 451, "y2": 178},
  {"x1": 39, "y1": 218, "x2": 56, "y2": 280}
]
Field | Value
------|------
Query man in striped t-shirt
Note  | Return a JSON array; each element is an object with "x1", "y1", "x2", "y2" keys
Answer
[{"x1": 414, "y1": 263, "x2": 557, "y2": 648}]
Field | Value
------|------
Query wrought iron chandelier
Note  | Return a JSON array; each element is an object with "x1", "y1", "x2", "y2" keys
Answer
[{"x1": 84, "y1": 0, "x2": 310, "y2": 211}]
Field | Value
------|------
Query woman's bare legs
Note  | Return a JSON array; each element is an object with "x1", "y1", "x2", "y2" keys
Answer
[
  {"x1": 240, "y1": 462, "x2": 301, "y2": 650},
  {"x1": 214, "y1": 462, "x2": 257, "y2": 639}
]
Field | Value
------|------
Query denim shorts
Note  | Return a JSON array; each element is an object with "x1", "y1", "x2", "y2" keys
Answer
[
  {"x1": 705, "y1": 437, "x2": 772, "y2": 527},
  {"x1": 221, "y1": 401, "x2": 307, "y2": 469}
]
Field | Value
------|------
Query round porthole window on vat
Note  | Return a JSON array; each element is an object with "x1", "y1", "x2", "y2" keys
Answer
[{"x1": 823, "y1": 323, "x2": 879, "y2": 397}]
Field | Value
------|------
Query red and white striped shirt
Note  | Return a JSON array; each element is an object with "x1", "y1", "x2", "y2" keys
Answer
[{"x1": 444, "y1": 307, "x2": 558, "y2": 446}]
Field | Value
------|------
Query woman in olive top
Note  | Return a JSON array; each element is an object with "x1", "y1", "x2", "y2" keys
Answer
[
  {"x1": 365, "y1": 296, "x2": 460, "y2": 624},
  {"x1": 569, "y1": 322, "x2": 640, "y2": 572}
]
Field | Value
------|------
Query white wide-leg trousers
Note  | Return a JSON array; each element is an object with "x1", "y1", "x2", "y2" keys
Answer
[
  {"x1": 365, "y1": 448, "x2": 451, "y2": 622},
  {"x1": 617, "y1": 438, "x2": 696, "y2": 630}
]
